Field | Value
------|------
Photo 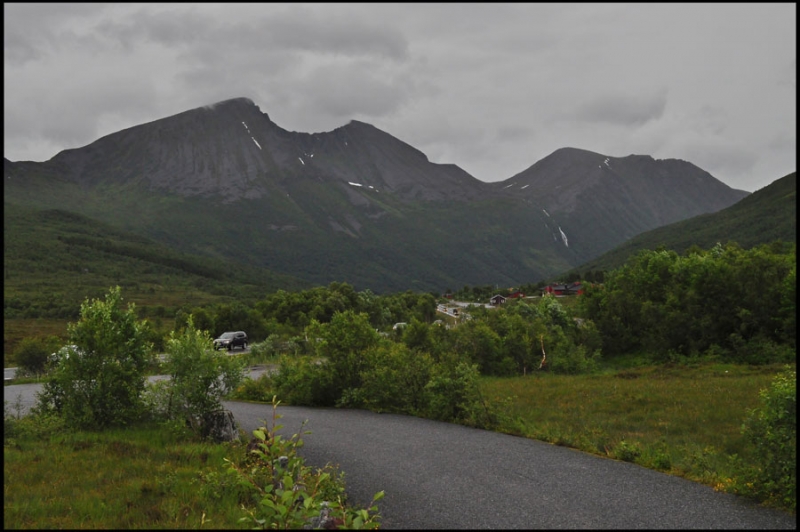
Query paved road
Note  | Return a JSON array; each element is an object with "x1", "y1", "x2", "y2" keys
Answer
[
  {"x1": 5, "y1": 367, "x2": 19, "y2": 381},
  {"x1": 3, "y1": 366, "x2": 273, "y2": 417},
  {"x1": 5, "y1": 379, "x2": 796, "y2": 529},
  {"x1": 225, "y1": 402, "x2": 796, "y2": 529}
]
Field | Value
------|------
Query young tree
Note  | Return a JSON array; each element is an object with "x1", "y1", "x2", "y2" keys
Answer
[
  {"x1": 401, "y1": 318, "x2": 434, "y2": 353},
  {"x1": 306, "y1": 310, "x2": 381, "y2": 395},
  {"x1": 740, "y1": 368, "x2": 796, "y2": 510},
  {"x1": 35, "y1": 286, "x2": 152, "y2": 428},
  {"x1": 13, "y1": 337, "x2": 60, "y2": 376},
  {"x1": 152, "y1": 316, "x2": 245, "y2": 430}
]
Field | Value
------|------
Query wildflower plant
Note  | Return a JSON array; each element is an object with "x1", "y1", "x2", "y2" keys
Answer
[
  {"x1": 225, "y1": 396, "x2": 384, "y2": 529},
  {"x1": 739, "y1": 368, "x2": 796, "y2": 510}
]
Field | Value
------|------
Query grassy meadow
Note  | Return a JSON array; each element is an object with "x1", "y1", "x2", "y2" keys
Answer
[
  {"x1": 479, "y1": 362, "x2": 794, "y2": 500},
  {"x1": 5, "y1": 361, "x2": 793, "y2": 530},
  {"x1": 484, "y1": 364, "x2": 775, "y2": 454},
  {"x1": 4, "y1": 421, "x2": 261, "y2": 529}
]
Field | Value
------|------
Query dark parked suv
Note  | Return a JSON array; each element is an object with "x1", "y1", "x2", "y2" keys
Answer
[{"x1": 213, "y1": 331, "x2": 248, "y2": 351}]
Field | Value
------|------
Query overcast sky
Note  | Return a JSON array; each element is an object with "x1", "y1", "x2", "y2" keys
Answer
[{"x1": 4, "y1": 3, "x2": 796, "y2": 192}]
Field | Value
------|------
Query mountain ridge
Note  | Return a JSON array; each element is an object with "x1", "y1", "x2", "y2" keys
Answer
[
  {"x1": 567, "y1": 171, "x2": 796, "y2": 277},
  {"x1": 3, "y1": 96, "x2": 754, "y2": 293}
]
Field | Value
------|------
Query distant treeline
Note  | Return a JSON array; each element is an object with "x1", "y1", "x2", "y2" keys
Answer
[
  {"x1": 171, "y1": 241, "x2": 795, "y2": 371},
  {"x1": 7, "y1": 240, "x2": 795, "y2": 370},
  {"x1": 580, "y1": 241, "x2": 795, "y2": 364}
]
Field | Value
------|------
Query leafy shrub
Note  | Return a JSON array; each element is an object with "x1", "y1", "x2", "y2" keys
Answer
[
  {"x1": 306, "y1": 311, "x2": 381, "y2": 395},
  {"x1": 232, "y1": 373, "x2": 275, "y2": 403},
  {"x1": 247, "y1": 337, "x2": 279, "y2": 360},
  {"x1": 195, "y1": 468, "x2": 252, "y2": 503},
  {"x1": 141, "y1": 379, "x2": 173, "y2": 421},
  {"x1": 348, "y1": 343, "x2": 435, "y2": 414},
  {"x1": 147, "y1": 317, "x2": 245, "y2": 432},
  {"x1": 35, "y1": 286, "x2": 152, "y2": 429},
  {"x1": 4, "y1": 400, "x2": 20, "y2": 444},
  {"x1": 13, "y1": 337, "x2": 58, "y2": 376},
  {"x1": 579, "y1": 244, "x2": 796, "y2": 362},
  {"x1": 423, "y1": 361, "x2": 499, "y2": 429},
  {"x1": 740, "y1": 367, "x2": 796, "y2": 510},
  {"x1": 614, "y1": 439, "x2": 642, "y2": 463},
  {"x1": 273, "y1": 310, "x2": 382, "y2": 407},
  {"x1": 549, "y1": 342, "x2": 600, "y2": 374},
  {"x1": 225, "y1": 398, "x2": 383, "y2": 529},
  {"x1": 728, "y1": 334, "x2": 795, "y2": 365},
  {"x1": 4, "y1": 407, "x2": 67, "y2": 448},
  {"x1": 535, "y1": 325, "x2": 600, "y2": 375},
  {"x1": 650, "y1": 450, "x2": 672, "y2": 471},
  {"x1": 271, "y1": 355, "x2": 337, "y2": 406}
]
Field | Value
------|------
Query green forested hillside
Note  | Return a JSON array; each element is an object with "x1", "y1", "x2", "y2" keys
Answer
[
  {"x1": 569, "y1": 172, "x2": 796, "y2": 277},
  {"x1": 3, "y1": 202, "x2": 310, "y2": 352},
  {"x1": 4, "y1": 172, "x2": 794, "y2": 360}
]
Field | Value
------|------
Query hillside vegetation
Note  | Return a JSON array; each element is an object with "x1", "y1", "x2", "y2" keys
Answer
[
  {"x1": 3, "y1": 202, "x2": 309, "y2": 357},
  {"x1": 571, "y1": 172, "x2": 796, "y2": 276},
  {"x1": 6, "y1": 238, "x2": 796, "y2": 517},
  {"x1": 4, "y1": 172, "x2": 795, "y2": 361}
]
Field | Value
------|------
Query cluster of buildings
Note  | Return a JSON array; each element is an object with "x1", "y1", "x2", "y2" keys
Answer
[
  {"x1": 482, "y1": 281, "x2": 586, "y2": 307},
  {"x1": 439, "y1": 281, "x2": 586, "y2": 315}
]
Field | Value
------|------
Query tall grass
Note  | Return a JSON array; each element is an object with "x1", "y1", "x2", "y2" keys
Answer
[
  {"x1": 480, "y1": 362, "x2": 793, "y2": 491},
  {"x1": 5, "y1": 361, "x2": 794, "y2": 526},
  {"x1": 4, "y1": 420, "x2": 254, "y2": 529}
]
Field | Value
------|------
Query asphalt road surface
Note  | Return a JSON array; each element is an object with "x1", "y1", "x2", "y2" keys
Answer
[
  {"x1": 225, "y1": 402, "x2": 796, "y2": 529},
  {"x1": 5, "y1": 380, "x2": 795, "y2": 529}
]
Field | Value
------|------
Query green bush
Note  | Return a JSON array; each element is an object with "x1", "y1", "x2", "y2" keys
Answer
[
  {"x1": 350, "y1": 343, "x2": 435, "y2": 414},
  {"x1": 13, "y1": 337, "x2": 58, "y2": 376},
  {"x1": 614, "y1": 439, "x2": 642, "y2": 463},
  {"x1": 728, "y1": 334, "x2": 795, "y2": 365},
  {"x1": 247, "y1": 336, "x2": 279, "y2": 360},
  {"x1": 423, "y1": 360, "x2": 498, "y2": 429},
  {"x1": 306, "y1": 311, "x2": 381, "y2": 395},
  {"x1": 649, "y1": 447, "x2": 672, "y2": 471},
  {"x1": 271, "y1": 355, "x2": 337, "y2": 406},
  {"x1": 232, "y1": 373, "x2": 276, "y2": 403},
  {"x1": 226, "y1": 398, "x2": 383, "y2": 529},
  {"x1": 34, "y1": 286, "x2": 153, "y2": 429},
  {"x1": 4, "y1": 407, "x2": 67, "y2": 448},
  {"x1": 548, "y1": 341, "x2": 600, "y2": 375},
  {"x1": 147, "y1": 317, "x2": 245, "y2": 432},
  {"x1": 740, "y1": 367, "x2": 796, "y2": 510}
]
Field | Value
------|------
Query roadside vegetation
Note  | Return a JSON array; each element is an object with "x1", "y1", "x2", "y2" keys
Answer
[
  {"x1": 4, "y1": 241, "x2": 796, "y2": 527},
  {"x1": 4, "y1": 288, "x2": 383, "y2": 529}
]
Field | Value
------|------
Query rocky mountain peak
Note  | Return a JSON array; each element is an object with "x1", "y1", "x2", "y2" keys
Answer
[{"x1": 4, "y1": 96, "x2": 760, "y2": 293}]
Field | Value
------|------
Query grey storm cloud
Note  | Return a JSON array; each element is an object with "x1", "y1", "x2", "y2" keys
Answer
[
  {"x1": 3, "y1": 3, "x2": 796, "y2": 192},
  {"x1": 682, "y1": 142, "x2": 759, "y2": 183},
  {"x1": 572, "y1": 91, "x2": 669, "y2": 127},
  {"x1": 495, "y1": 125, "x2": 536, "y2": 143},
  {"x1": 300, "y1": 64, "x2": 411, "y2": 120},
  {"x1": 94, "y1": 5, "x2": 408, "y2": 61}
]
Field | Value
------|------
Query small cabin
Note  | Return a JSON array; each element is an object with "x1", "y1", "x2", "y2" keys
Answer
[{"x1": 490, "y1": 294, "x2": 507, "y2": 305}]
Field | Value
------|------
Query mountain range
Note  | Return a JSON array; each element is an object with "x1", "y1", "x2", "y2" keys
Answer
[{"x1": 4, "y1": 96, "x2": 754, "y2": 293}]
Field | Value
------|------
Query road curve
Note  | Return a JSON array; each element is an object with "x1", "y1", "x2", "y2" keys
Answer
[
  {"x1": 5, "y1": 381, "x2": 794, "y2": 529},
  {"x1": 225, "y1": 401, "x2": 796, "y2": 530}
]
